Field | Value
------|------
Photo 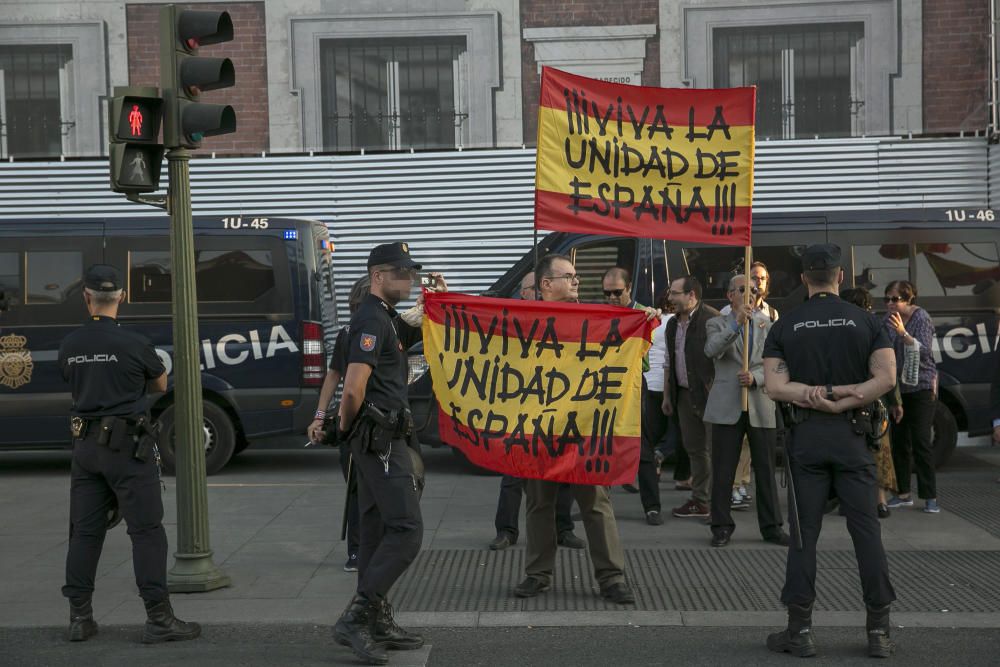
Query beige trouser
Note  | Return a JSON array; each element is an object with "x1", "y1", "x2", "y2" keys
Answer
[
  {"x1": 524, "y1": 479, "x2": 626, "y2": 588},
  {"x1": 735, "y1": 439, "x2": 752, "y2": 487}
]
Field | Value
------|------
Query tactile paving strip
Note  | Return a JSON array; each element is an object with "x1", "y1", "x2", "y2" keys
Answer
[{"x1": 391, "y1": 549, "x2": 1000, "y2": 613}]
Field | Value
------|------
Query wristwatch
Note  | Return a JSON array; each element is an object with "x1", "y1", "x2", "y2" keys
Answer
[{"x1": 825, "y1": 384, "x2": 835, "y2": 401}]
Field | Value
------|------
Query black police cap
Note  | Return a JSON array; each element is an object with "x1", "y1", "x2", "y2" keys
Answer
[
  {"x1": 84, "y1": 264, "x2": 122, "y2": 292},
  {"x1": 801, "y1": 244, "x2": 842, "y2": 271},
  {"x1": 367, "y1": 242, "x2": 422, "y2": 270}
]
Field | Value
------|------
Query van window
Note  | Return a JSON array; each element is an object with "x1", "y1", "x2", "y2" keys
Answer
[
  {"x1": 915, "y1": 242, "x2": 1000, "y2": 298},
  {"x1": 130, "y1": 250, "x2": 276, "y2": 303},
  {"x1": 0, "y1": 252, "x2": 20, "y2": 308},
  {"x1": 570, "y1": 239, "x2": 636, "y2": 304},
  {"x1": 852, "y1": 244, "x2": 909, "y2": 295},
  {"x1": 25, "y1": 251, "x2": 82, "y2": 305},
  {"x1": 680, "y1": 245, "x2": 810, "y2": 301}
]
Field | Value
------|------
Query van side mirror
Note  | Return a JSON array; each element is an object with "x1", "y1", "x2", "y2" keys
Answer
[{"x1": 857, "y1": 268, "x2": 876, "y2": 290}]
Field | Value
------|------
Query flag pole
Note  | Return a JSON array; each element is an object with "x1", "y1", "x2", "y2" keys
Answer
[{"x1": 740, "y1": 245, "x2": 752, "y2": 412}]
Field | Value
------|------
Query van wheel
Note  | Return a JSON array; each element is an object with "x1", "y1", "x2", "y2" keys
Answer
[
  {"x1": 932, "y1": 400, "x2": 958, "y2": 470},
  {"x1": 156, "y1": 401, "x2": 237, "y2": 476}
]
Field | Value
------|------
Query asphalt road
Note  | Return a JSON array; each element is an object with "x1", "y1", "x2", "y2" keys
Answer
[{"x1": 3, "y1": 624, "x2": 999, "y2": 666}]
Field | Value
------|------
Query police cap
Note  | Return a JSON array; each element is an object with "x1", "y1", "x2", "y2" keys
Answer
[
  {"x1": 84, "y1": 264, "x2": 122, "y2": 292},
  {"x1": 801, "y1": 244, "x2": 842, "y2": 271},
  {"x1": 367, "y1": 242, "x2": 422, "y2": 270}
]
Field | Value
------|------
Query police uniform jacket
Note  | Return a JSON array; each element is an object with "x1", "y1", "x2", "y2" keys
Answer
[
  {"x1": 58, "y1": 315, "x2": 164, "y2": 417},
  {"x1": 702, "y1": 309, "x2": 776, "y2": 428},
  {"x1": 664, "y1": 302, "x2": 720, "y2": 415},
  {"x1": 761, "y1": 292, "x2": 891, "y2": 390},
  {"x1": 346, "y1": 294, "x2": 421, "y2": 412}
]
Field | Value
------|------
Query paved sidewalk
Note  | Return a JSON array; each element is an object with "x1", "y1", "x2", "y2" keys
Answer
[{"x1": 2, "y1": 440, "x2": 999, "y2": 632}]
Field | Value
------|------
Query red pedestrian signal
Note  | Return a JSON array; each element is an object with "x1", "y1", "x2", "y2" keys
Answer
[
  {"x1": 113, "y1": 94, "x2": 162, "y2": 143},
  {"x1": 108, "y1": 86, "x2": 164, "y2": 194}
]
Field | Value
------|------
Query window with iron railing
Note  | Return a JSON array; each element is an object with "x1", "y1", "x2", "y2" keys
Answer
[
  {"x1": 713, "y1": 23, "x2": 865, "y2": 140},
  {"x1": 0, "y1": 44, "x2": 73, "y2": 159},
  {"x1": 320, "y1": 37, "x2": 468, "y2": 151}
]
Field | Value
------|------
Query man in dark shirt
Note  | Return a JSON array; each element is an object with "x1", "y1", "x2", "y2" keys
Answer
[
  {"x1": 58, "y1": 264, "x2": 199, "y2": 644},
  {"x1": 333, "y1": 243, "x2": 445, "y2": 664},
  {"x1": 762, "y1": 245, "x2": 897, "y2": 658},
  {"x1": 662, "y1": 276, "x2": 720, "y2": 518}
]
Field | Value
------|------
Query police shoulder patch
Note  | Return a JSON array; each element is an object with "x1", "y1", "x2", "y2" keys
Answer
[{"x1": 360, "y1": 333, "x2": 377, "y2": 352}]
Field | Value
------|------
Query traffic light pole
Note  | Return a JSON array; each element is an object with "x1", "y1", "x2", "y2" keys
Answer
[{"x1": 165, "y1": 146, "x2": 230, "y2": 593}]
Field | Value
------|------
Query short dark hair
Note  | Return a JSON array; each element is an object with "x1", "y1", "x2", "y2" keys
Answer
[
  {"x1": 840, "y1": 287, "x2": 872, "y2": 311},
  {"x1": 672, "y1": 275, "x2": 702, "y2": 300},
  {"x1": 534, "y1": 253, "x2": 573, "y2": 290},
  {"x1": 602, "y1": 266, "x2": 632, "y2": 285},
  {"x1": 885, "y1": 280, "x2": 917, "y2": 303},
  {"x1": 803, "y1": 266, "x2": 840, "y2": 287}
]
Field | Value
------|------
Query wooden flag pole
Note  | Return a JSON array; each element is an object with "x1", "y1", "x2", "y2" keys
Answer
[{"x1": 740, "y1": 245, "x2": 752, "y2": 412}]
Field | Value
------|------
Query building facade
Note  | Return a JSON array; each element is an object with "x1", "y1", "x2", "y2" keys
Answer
[{"x1": 0, "y1": 0, "x2": 990, "y2": 159}]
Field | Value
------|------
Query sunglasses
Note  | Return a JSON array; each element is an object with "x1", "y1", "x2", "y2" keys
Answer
[
  {"x1": 386, "y1": 267, "x2": 418, "y2": 280},
  {"x1": 883, "y1": 295, "x2": 906, "y2": 303},
  {"x1": 603, "y1": 289, "x2": 626, "y2": 297}
]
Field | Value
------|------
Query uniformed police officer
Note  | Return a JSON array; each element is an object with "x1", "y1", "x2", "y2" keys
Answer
[
  {"x1": 58, "y1": 265, "x2": 200, "y2": 644},
  {"x1": 333, "y1": 243, "x2": 445, "y2": 665},
  {"x1": 762, "y1": 245, "x2": 897, "y2": 658}
]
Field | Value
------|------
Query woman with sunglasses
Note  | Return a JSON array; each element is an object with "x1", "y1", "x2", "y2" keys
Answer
[{"x1": 883, "y1": 280, "x2": 940, "y2": 514}]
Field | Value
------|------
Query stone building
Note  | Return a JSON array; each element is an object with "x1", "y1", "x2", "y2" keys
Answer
[{"x1": 0, "y1": 0, "x2": 989, "y2": 158}]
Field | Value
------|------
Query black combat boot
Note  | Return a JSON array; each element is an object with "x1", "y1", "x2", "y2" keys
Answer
[
  {"x1": 767, "y1": 602, "x2": 817, "y2": 657},
  {"x1": 373, "y1": 598, "x2": 424, "y2": 650},
  {"x1": 334, "y1": 595, "x2": 389, "y2": 665},
  {"x1": 68, "y1": 597, "x2": 98, "y2": 642},
  {"x1": 866, "y1": 603, "x2": 896, "y2": 658},
  {"x1": 141, "y1": 598, "x2": 202, "y2": 643}
]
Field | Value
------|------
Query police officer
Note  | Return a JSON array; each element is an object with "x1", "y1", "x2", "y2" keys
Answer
[
  {"x1": 761, "y1": 245, "x2": 897, "y2": 658},
  {"x1": 333, "y1": 243, "x2": 445, "y2": 665},
  {"x1": 58, "y1": 265, "x2": 199, "y2": 644}
]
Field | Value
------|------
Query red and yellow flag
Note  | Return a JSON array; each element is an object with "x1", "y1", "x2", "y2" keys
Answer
[
  {"x1": 535, "y1": 67, "x2": 756, "y2": 246},
  {"x1": 422, "y1": 291, "x2": 654, "y2": 485}
]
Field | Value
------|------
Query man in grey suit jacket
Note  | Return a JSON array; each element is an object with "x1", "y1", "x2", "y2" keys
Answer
[{"x1": 703, "y1": 274, "x2": 788, "y2": 547}]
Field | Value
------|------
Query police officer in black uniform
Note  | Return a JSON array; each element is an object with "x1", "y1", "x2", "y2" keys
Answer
[
  {"x1": 761, "y1": 245, "x2": 897, "y2": 659},
  {"x1": 333, "y1": 243, "x2": 444, "y2": 665},
  {"x1": 58, "y1": 265, "x2": 200, "y2": 643}
]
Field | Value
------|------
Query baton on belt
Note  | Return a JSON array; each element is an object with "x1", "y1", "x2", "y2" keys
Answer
[
  {"x1": 341, "y1": 453, "x2": 356, "y2": 541},
  {"x1": 777, "y1": 406, "x2": 804, "y2": 551}
]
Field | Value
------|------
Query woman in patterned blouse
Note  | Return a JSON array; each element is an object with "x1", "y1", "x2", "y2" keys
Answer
[{"x1": 883, "y1": 280, "x2": 941, "y2": 514}]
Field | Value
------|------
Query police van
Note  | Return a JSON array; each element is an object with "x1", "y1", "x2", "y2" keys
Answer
[
  {"x1": 407, "y1": 208, "x2": 1000, "y2": 468},
  {"x1": 0, "y1": 216, "x2": 336, "y2": 474}
]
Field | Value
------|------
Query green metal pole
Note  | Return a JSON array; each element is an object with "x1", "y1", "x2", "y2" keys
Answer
[{"x1": 166, "y1": 146, "x2": 230, "y2": 593}]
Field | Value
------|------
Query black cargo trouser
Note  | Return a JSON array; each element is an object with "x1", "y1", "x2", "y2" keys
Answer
[
  {"x1": 350, "y1": 434, "x2": 423, "y2": 602},
  {"x1": 338, "y1": 442, "x2": 360, "y2": 556},
  {"x1": 63, "y1": 434, "x2": 168, "y2": 603},
  {"x1": 495, "y1": 476, "x2": 575, "y2": 541},
  {"x1": 781, "y1": 414, "x2": 895, "y2": 608}
]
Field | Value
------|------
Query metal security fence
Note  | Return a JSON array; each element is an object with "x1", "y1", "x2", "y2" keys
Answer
[{"x1": 0, "y1": 137, "x2": 992, "y2": 324}]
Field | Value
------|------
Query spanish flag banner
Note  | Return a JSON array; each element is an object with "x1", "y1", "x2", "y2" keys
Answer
[
  {"x1": 422, "y1": 291, "x2": 654, "y2": 485},
  {"x1": 535, "y1": 67, "x2": 756, "y2": 246}
]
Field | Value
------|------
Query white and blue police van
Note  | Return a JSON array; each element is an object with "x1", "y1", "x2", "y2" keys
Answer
[
  {"x1": 407, "y1": 208, "x2": 1000, "y2": 468},
  {"x1": 0, "y1": 216, "x2": 336, "y2": 474}
]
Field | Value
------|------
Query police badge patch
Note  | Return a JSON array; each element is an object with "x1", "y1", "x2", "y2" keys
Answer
[
  {"x1": 360, "y1": 334, "x2": 377, "y2": 351},
  {"x1": 0, "y1": 333, "x2": 33, "y2": 390}
]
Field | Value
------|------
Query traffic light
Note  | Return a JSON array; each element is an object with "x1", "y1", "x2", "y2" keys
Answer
[
  {"x1": 108, "y1": 86, "x2": 164, "y2": 193},
  {"x1": 160, "y1": 5, "x2": 237, "y2": 149}
]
